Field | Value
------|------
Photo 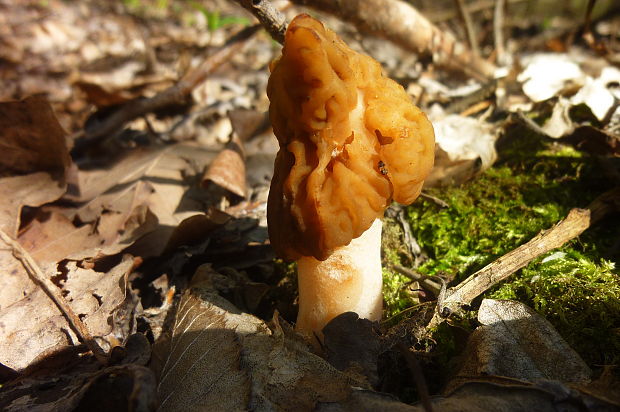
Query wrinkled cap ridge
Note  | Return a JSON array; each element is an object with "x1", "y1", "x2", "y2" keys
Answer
[{"x1": 267, "y1": 14, "x2": 435, "y2": 261}]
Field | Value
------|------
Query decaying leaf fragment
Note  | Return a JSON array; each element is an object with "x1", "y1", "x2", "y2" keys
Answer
[
  {"x1": 151, "y1": 265, "x2": 354, "y2": 411},
  {"x1": 0, "y1": 361, "x2": 157, "y2": 411},
  {"x1": 62, "y1": 143, "x2": 222, "y2": 258},
  {"x1": 0, "y1": 95, "x2": 71, "y2": 175},
  {"x1": 316, "y1": 378, "x2": 620, "y2": 411},
  {"x1": 451, "y1": 299, "x2": 591, "y2": 387},
  {"x1": 151, "y1": 276, "x2": 618, "y2": 412},
  {"x1": 0, "y1": 96, "x2": 72, "y2": 238},
  {"x1": 0, "y1": 255, "x2": 134, "y2": 371},
  {"x1": 0, "y1": 173, "x2": 67, "y2": 240},
  {"x1": 17, "y1": 211, "x2": 102, "y2": 264},
  {"x1": 426, "y1": 114, "x2": 496, "y2": 187},
  {"x1": 202, "y1": 135, "x2": 247, "y2": 200}
]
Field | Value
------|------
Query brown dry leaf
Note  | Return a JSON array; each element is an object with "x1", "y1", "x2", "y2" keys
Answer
[
  {"x1": 18, "y1": 211, "x2": 100, "y2": 264},
  {"x1": 228, "y1": 108, "x2": 269, "y2": 142},
  {"x1": 151, "y1": 265, "x2": 353, "y2": 411},
  {"x1": 162, "y1": 208, "x2": 231, "y2": 253},
  {"x1": 72, "y1": 180, "x2": 159, "y2": 259},
  {"x1": 0, "y1": 255, "x2": 134, "y2": 371},
  {"x1": 62, "y1": 259, "x2": 132, "y2": 339},
  {"x1": 67, "y1": 144, "x2": 214, "y2": 216},
  {"x1": 17, "y1": 179, "x2": 158, "y2": 264},
  {"x1": 0, "y1": 239, "x2": 38, "y2": 320},
  {"x1": 0, "y1": 172, "x2": 67, "y2": 238},
  {"x1": 0, "y1": 95, "x2": 71, "y2": 174},
  {"x1": 451, "y1": 299, "x2": 592, "y2": 388},
  {"x1": 74, "y1": 68, "x2": 175, "y2": 108},
  {"x1": 64, "y1": 143, "x2": 218, "y2": 258},
  {"x1": 567, "y1": 125, "x2": 620, "y2": 156},
  {"x1": 323, "y1": 312, "x2": 381, "y2": 388},
  {"x1": 318, "y1": 379, "x2": 618, "y2": 411},
  {"x1": 0, "y1": 363, "x2": 157, "y2": 411},
  {"x1": 63, "y1": 148, "x2": 168, "y2": 203},
  {"x1": 0, "y1": 95, "x2": 71, "y2": 238}
]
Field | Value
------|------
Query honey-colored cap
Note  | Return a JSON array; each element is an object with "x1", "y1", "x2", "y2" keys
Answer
[{"x1": 267, "y1": 14, "x2": 434, "y2": 261}]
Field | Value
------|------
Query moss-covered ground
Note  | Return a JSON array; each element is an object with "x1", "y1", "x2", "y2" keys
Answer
[{"x1": 382, "y1": 128, "x2": 620, "y2": 368}]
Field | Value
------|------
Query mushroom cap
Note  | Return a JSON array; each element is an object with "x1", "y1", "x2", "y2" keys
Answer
[{"x1": 267, "y1": 14, "x2": 435, "y2": 261}]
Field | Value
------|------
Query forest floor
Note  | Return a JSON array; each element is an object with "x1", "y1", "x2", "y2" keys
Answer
[{"x1": 0, "y1": 0, "x2": 619, "y2": 410}]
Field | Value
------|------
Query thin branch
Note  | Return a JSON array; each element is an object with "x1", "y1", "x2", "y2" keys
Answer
[
  {"x1": 391, "y1": 264, "x2": 442, "y2": 298},
  {"x1": 427, "y1": 0, "x2": 528, "y2": 23},
  {"x1": 419, "y1": 192, "x2": 450, "y2": 208},
  {"x1": 583, "y1": 0, "x2": 597, "y2": 35},
  {"x1": 396, "y1": 207, "x2": 424, "y2": 265},
  {"x1": 454, "y1": 0, "x2": 480, "y2": 57},
  {"x1": 233, "y1": 0, "x2": 288, "y2": 44},
  {"x1": 581, "y1": 0, "x2": 610, "y2": 56},
  {"x1": 427, "y1": 186, "x2": 620, "y2": 329},
  {"x1": 289, "y1": 0, "x2": 497, "y2": 81},
  {"x1": 0, "y1": 229, "x2": 108, "y2": 364},
  {"x1": 493, "y1": 0, "x2": 507, "y2": 65},
  {"x1": 73, "y1": 24, "x2": 261, "y2": 155}
]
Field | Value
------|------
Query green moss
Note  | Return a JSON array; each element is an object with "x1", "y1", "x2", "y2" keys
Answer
[
  {"x1": 381, "y1": 217, "x2": 409, "y2": 266},
  {"x1": 490, "y1": 250, "x2": 619, "y2": 365},
  {"x1": 380, "y1": 217, "x2": 413, "y2": 318},
  {"x1": 382, "y1": 267, "x2": 418, "y2": 318},
  {"x1": 384, "y1": 131, "x2": 619, "y2": 366}
]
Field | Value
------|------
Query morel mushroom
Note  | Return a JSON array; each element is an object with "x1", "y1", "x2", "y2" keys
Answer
[{"x1": 267, "y1": 14, "x2": 435, "y2": 343}]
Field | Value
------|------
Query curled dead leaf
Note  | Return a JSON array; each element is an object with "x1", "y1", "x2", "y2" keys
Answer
[{"x1": 202, "y1": 134, "x2": 247, "y2": 200}]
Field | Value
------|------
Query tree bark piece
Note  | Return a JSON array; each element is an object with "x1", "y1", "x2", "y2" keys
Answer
[
  {"x1": 428, "y1": 186, "x2": 620, "y2": 328},
  {"x1": 289, "y1": 0, "x2": 497, "y2": 81}
]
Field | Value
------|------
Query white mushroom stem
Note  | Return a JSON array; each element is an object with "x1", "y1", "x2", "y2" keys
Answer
[{"x1": 295, "y1": 218, "x2": 383, "y2": 343}]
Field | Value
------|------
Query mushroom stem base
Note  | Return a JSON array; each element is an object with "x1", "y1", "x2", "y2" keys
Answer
[{"x1": 295, "y1": 218, "x2": 383, "y2": 343}]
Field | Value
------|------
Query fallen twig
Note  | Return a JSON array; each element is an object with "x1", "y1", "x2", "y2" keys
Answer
[
  {"x1": 454, "y1": 0, "x2": 480, "y2": 57},
  {"x1": 233, "y1": 0, "x2": 287, "y2": 44},
  {"x1": 427, "y1": 186, "x2": 620, "y2": 329},
  {"x1": 391, "y1": 264, "x2": 442, "y2": 298},
  {"x1": 288, "y1": 0, "x2": 497, "y2": 81},
  {"x1": 0, "y1": 229, "x2": 108, "y2": 365},
  {"x1": 493, "y1": 0, "x2": 507, "y2": 65},
  {"x1": 427, "y1": 0, "x2": 528, "y2": 23},
  {"x1": 73, "y1": 24, "x2": 261, "y2": 155},
  {"x1": 419, "y1": 192, "x2": 450, "y2": 208},
  {"x1": 390, "y1": 205, "x2": 425, "y2": 266}
]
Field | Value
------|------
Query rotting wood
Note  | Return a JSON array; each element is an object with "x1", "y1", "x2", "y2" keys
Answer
[
  {"x1": 0, "y1": 229, "x2": 109, "y2": 365},
  {"x1": 427, "y1": 186, "x2": 620, "y2": 329}
]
